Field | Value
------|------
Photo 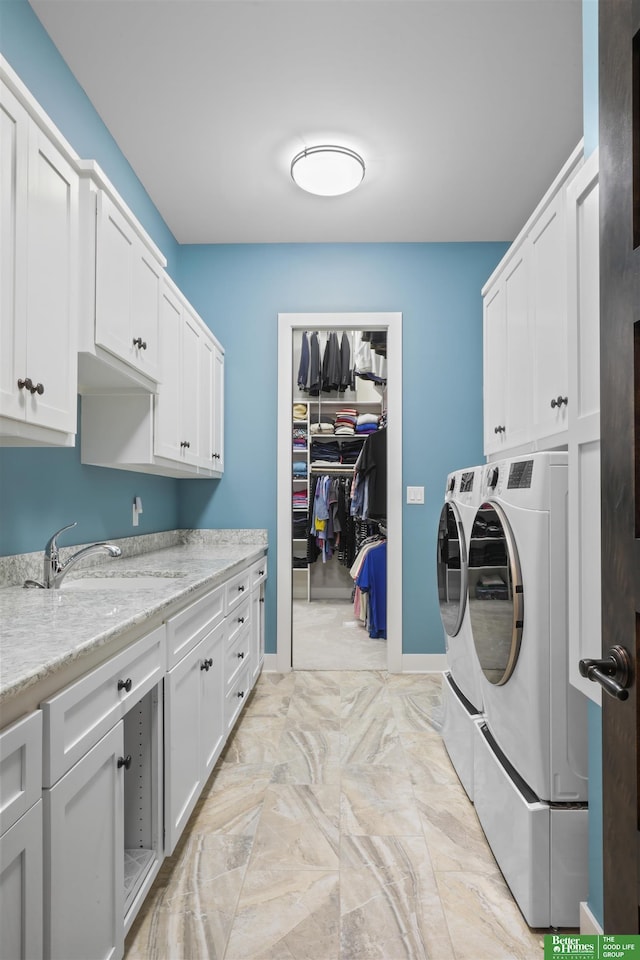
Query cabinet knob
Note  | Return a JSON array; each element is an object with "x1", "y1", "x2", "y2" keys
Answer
[
  {"x1": 200, "y1": 658, "x2": 213, "y2": 671},
  {"x1": 259, "y1": 597, "x2": 265, "y2": 603},
  {"x1": 180, "y1": 440, "x2": 191, "y2": 449},
  {"x1": 118, "y1": 677, "x2": 132, "y2": 692},
  {"x1": 17, "y1": 377, "x2": 32, "y2": 391},
  {"x1": 117, "y1": 755, "x2": 132, "y2": 770},
  {"x1": 132, "y1": 337, "x2": 147, "y2": 350},
  {"x1": 33, "y1": 382, "x2": 44, "y2": 395},
  {"x1": 238, "y1": 616, "x2": 245, "y2": 624},
  {"x1": 237, "y1": 651, "x2": 245, "y2": 659},
  {"x1": 550, "y1": 395, "x2": 568, "y2": 409},
  {"x1": 212, "y1": 452, "x2": 220, "y2": 460},
  {"x1": 494, "y1": 425, "x2": 505, "y2": 434},
  {"x1": 238, "y1": 585, "x2": 245, "y2": 592},
  {"x1": 237, "y1": 690, "x2": 245, "y2": 699}
]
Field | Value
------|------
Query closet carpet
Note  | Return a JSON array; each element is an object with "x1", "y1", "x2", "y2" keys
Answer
[
  {"x1": 292, "y1": 600, "x2": 387, "y2": 670},
  {"x1": 124, "y1": 671, "x2": 552, "y2": 960}
]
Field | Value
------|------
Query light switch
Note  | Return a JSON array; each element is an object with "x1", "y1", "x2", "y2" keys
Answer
[{"x1": 406, "y1": 486, "x2": 425, "y2": 504}]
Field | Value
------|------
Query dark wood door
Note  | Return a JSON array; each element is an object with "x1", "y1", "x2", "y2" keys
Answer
[{"x1": 599, "y1": 0, "x2": 640, "y2": 934}]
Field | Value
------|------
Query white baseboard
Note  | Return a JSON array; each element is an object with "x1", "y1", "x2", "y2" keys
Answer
[
  {"x1": 579, "y1": 901, "x2": 603, "y2": 935},
  {"x1": 401, "y1": 654, "x2": 447, "y2": 673},
  {"x1": 263, "y1": 653, "x2": 447, "y2": 674},
  {"x1": 263, "y1": 653, "x2": 282, "y2": 672}
]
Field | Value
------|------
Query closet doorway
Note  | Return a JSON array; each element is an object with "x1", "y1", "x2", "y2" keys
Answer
[{"x1": 276, "y1": 313, "x2": 402, "y2": 673}]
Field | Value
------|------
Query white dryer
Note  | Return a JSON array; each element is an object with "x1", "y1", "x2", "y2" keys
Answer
[
  {"x1": 437, "y1": 466, "x2": 483, "y2": 799},
  {"x1": 467, "y1": 451, "x2": 588, "y2": 927},
  {"x1": 436, "y1": 466, "x2": 483, "y2": 710}
]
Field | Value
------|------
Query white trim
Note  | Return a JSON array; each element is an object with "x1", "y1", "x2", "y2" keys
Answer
[
  {"x1": 277, "y1": 312, "x2": 402, "y2": 673},
  {"x1": 579, "y1": 902, "x2": 603, "y2": 936},
  {"x1": 262, "y1": 654, "x2": 279, "y2": 673},
  {"x1": 401, "y1": 655, "x2": 448, "y2": 673}
]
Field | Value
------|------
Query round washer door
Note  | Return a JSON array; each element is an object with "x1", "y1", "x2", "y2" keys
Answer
[
  {"x1": 468, "y1": 501, "x2": 523, "y2": 685},
  {"x1": 436, "y1": 502, "x2": 468, "y2": 638}
]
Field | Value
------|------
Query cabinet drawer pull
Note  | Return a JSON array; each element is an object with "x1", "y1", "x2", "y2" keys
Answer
[
  {"x1": 494, "y1": 425, "x2": 505, "y2": 434},
  {"x1": 117, "y1": 755, "x2": 132, "y2": 770},
  {"x1": 550, "y1": 395, "x2": 568, "y2": 409},
  {"x1": 200, "y1": 658, "x2": 213, "y2": 671},
  {"x1": 237, "y1": 690, "x2": 245, "y2": 699},
  {"x1": 180, "y1": 440, "x2": 191, "y2": 449},
  {"x1": 132, "y1": 337, "x2": 147, "y2": 350},
  {"x1": 238, "y1": 585, "x2": 245, "y2": 593},
  {"x1": 258, "y1": 569, "x2": 264, "y2": 575},
  {"x1": 238, "y1": 616, "x2": 245, "y2": 624},
  {"x1": 118, "y1": 678, "x2": 132, "y2": 692},
  {"x1": 259, "y1": 597, "x2": 265, "y2": 603},
  {"x1": 18, "y1": 378, "x2": 45, "y2": 395},
  {"x1": 237, "y1": 651, "x2": 245, "y2": 659}
]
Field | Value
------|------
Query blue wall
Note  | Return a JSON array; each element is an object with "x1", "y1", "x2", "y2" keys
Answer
[
  {"x1": 176, "y1": 242, "x2": 506, "y2": 656},
  {"x1": 0, "y1": 0, "x2": 182, "y2": 553}
]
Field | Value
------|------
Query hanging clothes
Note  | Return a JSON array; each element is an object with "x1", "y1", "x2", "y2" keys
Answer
[
  {"x1": 297, "y1": 331, "x2": 310, "y2": 391},
  {"x1": 308, "y1": 332, "x2": 321, "y2": 395},
  {"x1": 350, "y1": 536, "x2": 387, "y2": 639}
]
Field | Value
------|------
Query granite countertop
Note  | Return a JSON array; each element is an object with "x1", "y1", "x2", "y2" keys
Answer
[{"x1": 0, "y1": 537, "x2": 267, "y2": 709}]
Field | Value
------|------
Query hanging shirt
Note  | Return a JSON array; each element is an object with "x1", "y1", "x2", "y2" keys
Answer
[{"x1": 356, "y1": 540, "x2": 387, "y2": 639}]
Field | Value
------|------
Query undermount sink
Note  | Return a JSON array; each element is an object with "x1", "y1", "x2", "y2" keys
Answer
[{"x1": 60, "y1": 575, "x2": 186, "y2": 592}]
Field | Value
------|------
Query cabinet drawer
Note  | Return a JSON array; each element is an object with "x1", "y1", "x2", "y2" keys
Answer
[
  {"x1": 225, "y1": 619, "x2": 251, "y2": 690},
  {"x1": 250, "y1": 556, "x2": 267, "y2": 588},
  {"x1": 42, "y1": 625, "x2": 165, "y2": 787},
  {"x1": 225, "y1": 662, "x2": 251, "y2": 735},
  {"x1": 0, "y1": 711, "x2": 42, "y2": 835},
  {"x1": 165, "y1": 584, "x2": 225, "y2": 669},
  {"x1": 226, "y1": 596, "x2": 251, "y2": 650},
  {"x1": 225, "y1": 569, "x2": 252, "y2": 614}
]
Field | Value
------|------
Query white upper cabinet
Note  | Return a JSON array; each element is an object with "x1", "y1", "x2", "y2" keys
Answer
[
  {"x1": 78, "y1": 167, "x2": 165, "y2": 392},
  {"x1": 482, "y1": 142, "x2": 583, "y2": 459},
  {"x1": 0, "y1": 71, "x2": 79, "y2": 447},
  {"x1": 81, "y1": 275, "x2": 225, "y2": 478},
  {"x1": 529, "y1": 192, "x2": 569, "y2": 440}
]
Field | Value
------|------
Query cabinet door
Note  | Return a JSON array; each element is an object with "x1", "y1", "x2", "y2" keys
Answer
[
  {"x1": 25, "y1": 126, "x2": 78, "y2": 434},
  {"x1": 250, "y1": 582, "x2": 265, "y2": 684},
  {"x1": 95, "y1": 191, "x2": 133, "y2": 370},
  {"x1": 45, "y1": 722, "x2": 124, "y2": 960},
  {"x1": 503, "y1": 250, "x2": 531, "y2": 448},
  {"x1": 483, "y1": 283, "x2": 506, "y2": 455},
  {"x1": 198, "y1": 333, "x2": 215, "y2": 472},
  {"x1": 95, "y1": 192, "x2": 161, "y2": 385},
  {"x1": 154, "y1": 283, "x2": 182, "y2": 461},
  {"x1": 529, "y1": 192, "x2": 569, "y2": 439},
  {"x1": 179, "y1": 309, "x2": 201, "y2": 464},
  {"x1": 0, "y1": 80, "x2": 29, "y2": 424},
  {"x1": 164, "y1": 644, "x2": 203, "y2": 854},
  {"x1": 200, "y1": 626, "x2": 225, "y2": 780},
  {"x1": 212, "y1": 345, "x2": 225, "y2": 472},
  {"x1": 0, "y1": 801, "x2": 43, "y2": 960},
  {"x1": 131, "y1": 250, "x2": 161, "y2": 382},
  {"x1": 566, "y1": 152, "x2": 601, "y2": 701}
]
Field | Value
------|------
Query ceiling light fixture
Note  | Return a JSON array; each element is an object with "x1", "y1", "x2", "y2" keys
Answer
[{"x1": 290, "y1": 145, "x2": 365, "y2": 197}]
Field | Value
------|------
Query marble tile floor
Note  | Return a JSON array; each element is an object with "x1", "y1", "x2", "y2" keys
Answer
[
  {"x1": 292, "y1": 600, "x2": 387, "y2": 670},
  {"x1": 125, "y1": 671, "x2": 552, "y2": 960}
]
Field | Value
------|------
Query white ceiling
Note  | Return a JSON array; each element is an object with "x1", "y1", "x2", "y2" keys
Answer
[{"x1": 29, "y1": 0, "x2": 583, "y2": 245}]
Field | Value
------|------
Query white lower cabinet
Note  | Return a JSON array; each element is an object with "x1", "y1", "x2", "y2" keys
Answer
[
  {"x1": 41, "y1": 627, "x2": 166, "y2": 960},
  {"x1": 45, "y1": 722, "x2": 125, "y2": 960},
  {"x1": 0, "y1": 801, "x2": 43, "y2": 960},
  {"x1": 250, "y1": 559, "x2": 267, "y2": 684},
  {"x1": 165, "y1": 623, "x2": 225, "y2": 854},
  {"x1": 0, "y1": 711, "x2": 43, "y2": 960},
  {"x1": 1, "y1": 555, "x2": 266, "y2": 959}
]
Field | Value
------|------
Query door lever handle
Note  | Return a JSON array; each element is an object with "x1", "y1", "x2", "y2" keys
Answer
[{"x1": 579, "y1": 645, "x2": 632, "y2": 701}]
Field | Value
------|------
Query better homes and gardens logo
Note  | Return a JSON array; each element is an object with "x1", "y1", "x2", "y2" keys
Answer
[{"x1": 544, "y1": 935, "x2": 640, "y2": 959}]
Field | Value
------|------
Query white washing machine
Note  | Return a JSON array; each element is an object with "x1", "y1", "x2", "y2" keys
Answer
[
  {"x1": 468, "y1": 451, "x2": 588, "y2": 927},
  {"x1": 437, "y1": 466, "x2": 484, "y2": 799}
]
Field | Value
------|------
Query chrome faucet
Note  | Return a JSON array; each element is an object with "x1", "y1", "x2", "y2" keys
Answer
[{"x1": 24, "y1": 522, "x2": 122, "y2": 589}]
